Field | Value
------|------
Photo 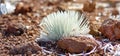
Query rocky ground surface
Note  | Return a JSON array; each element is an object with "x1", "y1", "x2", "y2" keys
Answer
[{"x1": 1, "y1": 0, "x2": 120, "y2": 56}]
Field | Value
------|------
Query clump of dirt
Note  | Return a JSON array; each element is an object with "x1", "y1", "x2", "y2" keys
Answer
[{"x1": 9, "y1": 42, "x2": 41, "y2": 55}]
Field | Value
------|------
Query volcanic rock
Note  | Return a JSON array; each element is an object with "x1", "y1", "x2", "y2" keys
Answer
[
  {"x1": 2, "y1": 23, "x2": 25, "y2": 36},
  {"x1": 57, "y1": 36, "x2": 98, "y2": 53},
  {"x1": 99, "y1": 19, "x2": 120, "y2": 40}
]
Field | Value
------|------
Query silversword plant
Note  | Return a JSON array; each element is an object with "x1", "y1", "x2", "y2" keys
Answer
[{"x1": 38, "y1": 10, "x2": 90, "y2": 41}]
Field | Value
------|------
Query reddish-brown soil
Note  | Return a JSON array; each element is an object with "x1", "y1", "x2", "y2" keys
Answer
[{"x1": 0, "y1": 0, "x2": 120, "y2": 56}]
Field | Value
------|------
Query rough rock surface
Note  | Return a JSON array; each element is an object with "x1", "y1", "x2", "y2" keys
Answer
[
  {"x1": 99, "y1": 19, "x2": 120, "y2": 40},
  {"x1": 57, "y1": 36, "x2": 98, "y2": 53}
]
